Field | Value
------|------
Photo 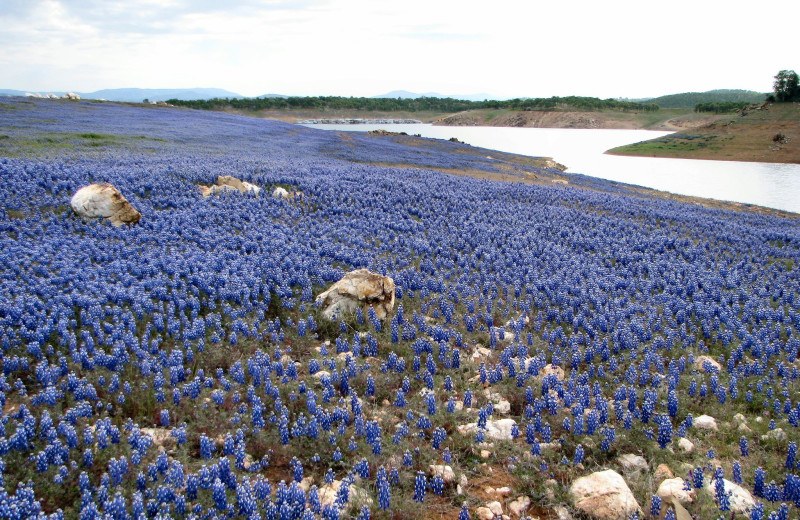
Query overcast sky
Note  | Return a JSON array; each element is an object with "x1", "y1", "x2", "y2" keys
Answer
[{"x1": 2, "y1": 0, "x2": 798, "y2": 99}]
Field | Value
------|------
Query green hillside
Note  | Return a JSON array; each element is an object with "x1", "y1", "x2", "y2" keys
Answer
[{"x1": 649, "y1": 89, "x2": 767, "y2": 108}]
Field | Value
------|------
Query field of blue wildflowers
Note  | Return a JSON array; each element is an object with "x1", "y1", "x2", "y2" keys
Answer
[{"x1": 0, "y1": 97, "x2": 799, "y2": 520}]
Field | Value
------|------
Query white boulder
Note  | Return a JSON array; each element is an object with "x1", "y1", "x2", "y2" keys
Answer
[
  {"x1": 315, "y1": 269, "x2": 395, "y2": 320},
  {"x1": 570, "y1": 469, "x2": 641, "y2": 520},
  {"x1": 272, "y1": 186, "x2": 289, "y2": 198},
  {"x1": 71, "y1": 183, "x2": 141, "y2": 227}
]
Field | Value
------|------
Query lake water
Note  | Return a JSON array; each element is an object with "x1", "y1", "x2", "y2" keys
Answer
[{"x1": 303, "y1": 123, "x2": 800, "y2": 214}]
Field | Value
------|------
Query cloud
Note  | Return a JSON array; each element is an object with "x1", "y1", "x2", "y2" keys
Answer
[{"x1": 1, "y1": 0, "x2": 798, "y2": 97}]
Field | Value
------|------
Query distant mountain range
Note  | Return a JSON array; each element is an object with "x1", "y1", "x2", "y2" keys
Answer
[
  {"x1": 373, "y1": 90, "x2": 495, "y2": 101},
  {"x1": 0, "y1": 88, "x2": 244, "y2": 102}
]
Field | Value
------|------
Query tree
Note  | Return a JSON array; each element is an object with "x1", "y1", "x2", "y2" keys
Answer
[{"x1": 773, "y1": 70, "x2": 799, "y2": 102}]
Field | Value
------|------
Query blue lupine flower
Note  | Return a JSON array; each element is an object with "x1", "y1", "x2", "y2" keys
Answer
[
  {"x1": 692, "y1": 468, "x2": 704, "y2": 489},
  {"x1": 733, "y1": 461, "x2": 742, "y2": 484},
  {"x1": 754, "y1": 467, "x2": 765, "y2": 497},
  {"x1": 650, "y1": 495, "x2": 661, "y2": 517},
  {"x1": 786, "y1": 442, "x2": 797, "y2": 469},
  {"x1": 574, "y1": 445, "x2": 584, "y2": 465},
  {"x1": 414, "y1": 471, "x2": 426, "y2": 502}
]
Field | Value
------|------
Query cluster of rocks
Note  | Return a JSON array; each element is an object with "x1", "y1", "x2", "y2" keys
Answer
[
  {"x1": 70, "y1": 176, "x2": 304, "y2": 227},
  {"x1": 25, "y1": 92, "x2": 81, "y2": 100},
  {"x1": 199, "y1": 175, "x2": 262, "y2": 197}
]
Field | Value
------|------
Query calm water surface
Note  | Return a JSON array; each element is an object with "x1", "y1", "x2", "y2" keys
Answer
[{"x1": 304, "y1": 123, "x2": 800, "y2": 214}]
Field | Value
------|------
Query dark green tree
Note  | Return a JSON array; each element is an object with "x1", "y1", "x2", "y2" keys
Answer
[{"x1": 773, "y1": 70, "x2": 799, "y2": 102}]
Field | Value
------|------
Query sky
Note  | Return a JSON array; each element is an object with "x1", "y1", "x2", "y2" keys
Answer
[{"x1": 1, "y1": 0, "x2": 798, "y2": 100}]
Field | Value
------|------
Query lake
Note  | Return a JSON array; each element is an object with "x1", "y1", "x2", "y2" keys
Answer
[{"x1": 302, "y1": 123, "x2": 800, "y2": 214}]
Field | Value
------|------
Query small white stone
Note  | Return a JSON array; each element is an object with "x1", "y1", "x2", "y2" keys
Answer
[
  {"x1": 678, "y1": 438, "x2": 694, "y2": 453},
  {"x1": 476, "y1": 506, "x2": 494, "y2": 520},
  {"x1": 693, "y1": 415, "x2": 718, "y2": 430},
  {"x1": 657, "y1": 478, "x2": 695, "y2": 505},
  {"x1": 507, "y1": 496, "x2": 531, "y2": 518},
  {"x1": 617, "y1": 454, "x2": 648, "y2": 473},
  {"x1": 487, "y1": 501, "x2": 503, "y2": 516},
  {"x1": 429, "y1": 465, "x2": 455, "y2": 484}
]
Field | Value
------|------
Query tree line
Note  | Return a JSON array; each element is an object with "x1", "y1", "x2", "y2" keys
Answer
[
  {"x1": 693, "y1": 102, "x2": 752, "y2": 113},
  {"x1": 166, "y1": 95, "x2": 660, "y2": 113}
]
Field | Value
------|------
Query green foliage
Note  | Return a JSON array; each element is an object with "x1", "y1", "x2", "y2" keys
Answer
[
  {"x1": 773, "y1": 69, "x2": 800, "y2": 102},
  {"x1": 166, "y1": 95, "x2": 659, "y2": 113},
  {"x1": 694, "y1": 101, "x2": 751, "y2": 113},
  {"x1": 649, "y1": 89, "x2": 767, "y2": 109}
]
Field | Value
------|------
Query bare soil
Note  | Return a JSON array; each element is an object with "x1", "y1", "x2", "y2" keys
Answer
[{"x1": 431, "y1": 108, "x2": 724, "y2": 131}]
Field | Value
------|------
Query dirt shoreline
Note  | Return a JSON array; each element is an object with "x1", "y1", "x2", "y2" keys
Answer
[{"x1": 431, "y1": 108, "x2": 724, "y2": 131}]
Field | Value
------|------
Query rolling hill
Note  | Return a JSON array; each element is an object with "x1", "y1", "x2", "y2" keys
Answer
[{"x1": 648, "y1": 89, "x2": 767, "y2": 108}]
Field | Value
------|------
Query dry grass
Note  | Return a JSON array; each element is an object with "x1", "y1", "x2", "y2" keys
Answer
[{"x1": 608, "y1": 102, "x2": 800, "y2": 163}]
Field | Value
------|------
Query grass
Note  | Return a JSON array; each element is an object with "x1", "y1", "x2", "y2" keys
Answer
[
  {"x1": 608, "y1": 102, "x2": 800, "y2": 163},
  {"x1": 609, "y1": 134, "x2": 728, "y2": 155},
  {"x1": 0, "y1": 131, "x2": 167, "y2": 157}
]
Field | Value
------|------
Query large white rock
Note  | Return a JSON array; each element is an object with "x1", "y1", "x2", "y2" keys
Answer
[
  {"x1": 457, "y1": 418, "x2": 517, "y2": 441},
  {"x1": 272, "y1": 186, "x2": 289, "y2": 198},
  {"x1": 315, "y1": 269, "x2": 395, "y2": 320},
  {"x1": 657, "y1": 478, "x2": 694, "y2": 505},
  {"x1": 693, "y1": 415, "x2": 718, "y2": 431},
  {"x1": 71, "y1": 183, "x2": 141, "y2": 227},
  {"x1": 570, "y1": 469, "x2": 641, "y2": 520},
  {"x1": 703, "y1": 477, "x2": 754, "y2": 514}
]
